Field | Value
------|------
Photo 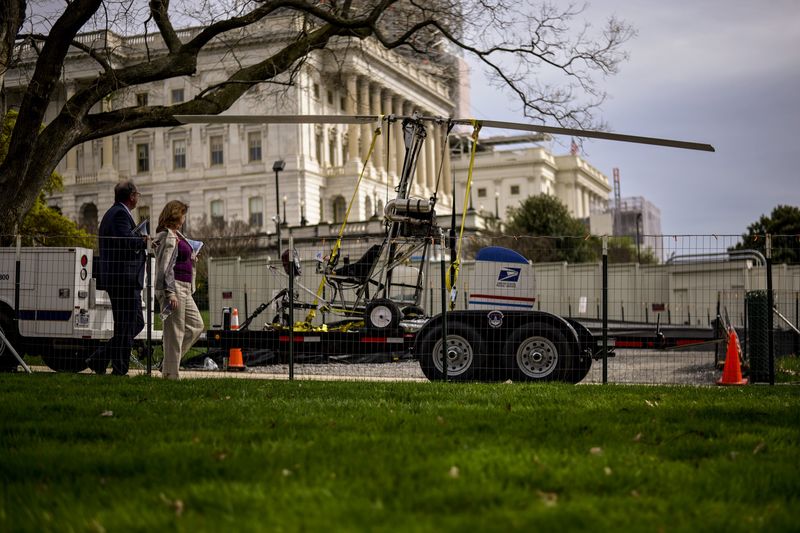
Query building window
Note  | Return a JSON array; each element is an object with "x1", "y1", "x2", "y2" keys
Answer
[
  {"x1": 248, "y1": 132, "x2": 262, "y2": 162},
  {"x1": 136, "y1": 143, "x2": 150, "y2": 173},
  {"x1": 477, "y1": 188, "x2": 487, "y2": 198},
  {"x1": 171, "y1": 88, "x2": 184, "y2": 103},
  {"x1": 210, "y1": 135, "x2": 224, "y2": 166},
  {"x1": 328, "y1": 129, "x2": 337, "y2": 166},
  {"x1": 249, "y1": 197, "x2": 264, "y2": 227},
  {"x1": 136, "y1": 93, "x2": 148, "y2": 106},
  {"x1": 313, "y1": 83, "x2": 320, "y2": 99},
  {"x1": 173, "y1": 140, "x2": 186, "y2": 170},
  {"x1": 340, "y1": 96, "x2": 346, "y2": 111},
  {"x1": 327, "y1": 90, "x2": 334, "y2": 105},
  {"x1": 341, "y1": 133, "x2": 348, "y2": 163},
  {"x1": 137, "y1": 205, "x2": 150, "y2": 229},
  {"x1": 332, "y1": 196, "x2": 346, "y2": 224},
  {"x1": 510, "y1": 185, "x2": 520, "y2": 195},
  {"x1": 76, "y1": 144, "x2": 85, "y2": 175},
  {"x1": 315, "y1": 126, "x2": 324, "y2": 163},
  {"x1": 210, "y1": 199, "x2": 224, "y2": 228}
]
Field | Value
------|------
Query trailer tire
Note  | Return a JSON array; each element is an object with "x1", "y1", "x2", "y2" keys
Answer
[
  {"x1": 418, "y1": 322, "x2": 485, "y2": 381},
  {"x1": 0, "y1": 309, "x2": 21, "y2": 372},
  {"x1": 365, "y1": 298, "x2": 401, "y2": 330},
  {"x1": 564, "y1": 355, "x2": 593, "y2": 384},
  {"x1": 41, "y1": 348, "x2": 90, "y2": 373},
  {"x1": 505, "y1": 324, "x2": 572, "y2": 382}
]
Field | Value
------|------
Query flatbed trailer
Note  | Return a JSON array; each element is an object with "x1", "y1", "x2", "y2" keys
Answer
[{"x1": 204, "y1": 309, "x2": 725, "y2": 383}]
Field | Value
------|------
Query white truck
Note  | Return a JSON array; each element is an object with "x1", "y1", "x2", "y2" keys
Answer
[{"x1": 0, "y1": 246, "x2": 158, "y2": 372}]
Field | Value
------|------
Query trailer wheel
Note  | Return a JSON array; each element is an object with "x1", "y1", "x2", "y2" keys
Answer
[
  {"x1": 41, "y1": 348, "x2": 90, "y2": 373},
  {"x1": 364, "y1": 298, "x2": 401, "y2": 330},
  {"x1": 505, "y1": 324, "x2": 571, "y2": 382},
  {"x1": 418, "y1": 323, "x2": 484, "y2": 381},
  {"x1": 0, "y1": 310, "x2": 21, "y2": 372},
  {"x1": 565, "y1": 355, "x2": 593, "y2": 384}
]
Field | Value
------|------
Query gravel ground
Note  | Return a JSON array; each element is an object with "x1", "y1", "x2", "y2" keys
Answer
[{"x1": 197, "y1": 349, "x2": 722, "y2": 385}]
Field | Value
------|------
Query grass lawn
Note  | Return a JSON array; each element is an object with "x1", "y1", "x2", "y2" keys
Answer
[{"x1": 1, "y1": 375, "x2": 798, "y2": 532}]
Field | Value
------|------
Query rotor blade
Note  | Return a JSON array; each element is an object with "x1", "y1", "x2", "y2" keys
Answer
[
  {"x1": 451, "y1": 119, "x2": 715, "y2": 152},
  {"x1": 175, "y1": 114, "x2": 383, "y2": 125},
  {"x1": 174, "y1": 114, "x2": 715, "y2": 152}
]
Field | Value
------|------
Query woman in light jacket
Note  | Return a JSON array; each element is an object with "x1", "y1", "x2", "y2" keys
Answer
[{"x1": 154, "y1": 200, "x2": 203, "y2": 379}]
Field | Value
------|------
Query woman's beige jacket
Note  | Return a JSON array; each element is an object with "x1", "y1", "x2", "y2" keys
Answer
[{"x1": 154, "y1": 228, "x2": 196, "y2": 309}]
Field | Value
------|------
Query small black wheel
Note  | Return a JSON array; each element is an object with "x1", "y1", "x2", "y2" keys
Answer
[
  {"x1": 271, "y1": 313, "x2": 291, "y2": 327},
  {"x1": 364, "y1": 298, "x2": 401, "y2": 330},
  {"x1": 504, "y1": 324, "x2": 574, "y2": 382},
  {"x1": 41, "y1": 347, "x2": 91, "y2": 373},
  {"x1": 418, "y1": 322, "x2": 484, "y2": 381}
]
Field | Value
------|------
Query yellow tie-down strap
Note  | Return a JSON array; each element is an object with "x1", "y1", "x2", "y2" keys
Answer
[
  {"x1": 446, "y1": 120, "x2": 481, "y2": 309},
  {"x1": 304, "y1": 120, "x2": 383, "y2": 324}
]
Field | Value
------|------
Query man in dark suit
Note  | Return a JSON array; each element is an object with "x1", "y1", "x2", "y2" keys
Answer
[{"x1": 88, "y1": 180, "x2": 147, "y2": 375}]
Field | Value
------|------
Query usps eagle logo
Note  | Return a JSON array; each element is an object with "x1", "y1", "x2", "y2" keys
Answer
[
  {"x1": 487, "y1": 310, "x2": 504, "y2": 328},
  {"x1": 496, "y1": 267, "x2": 521, "y2": 287}
]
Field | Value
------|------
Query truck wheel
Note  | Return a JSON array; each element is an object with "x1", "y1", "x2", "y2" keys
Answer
[
  {"x1": 41, "y1": 348, "x2": 90, "y2": 373},
  {"x1": 364, "y1": 298, "x2": 401, "y2": 330},
  {"x1": 505, "y1": 324, "x2": 572, "y2": 382},
  {"x1": 0, "y1": 312, "x2": 21, "y2": 372},
  {"x1": 418, "y1": 323, "x2": 484, "y2": 381}
]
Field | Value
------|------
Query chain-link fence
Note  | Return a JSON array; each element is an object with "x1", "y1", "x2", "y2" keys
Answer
[{"x1": 1, "y1": 232, "x2": 797, "y2": 384}]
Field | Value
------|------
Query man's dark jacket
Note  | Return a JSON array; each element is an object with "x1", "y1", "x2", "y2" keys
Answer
[{"x1": 97, "y1": 202, "x2": 146, "y2": 291}]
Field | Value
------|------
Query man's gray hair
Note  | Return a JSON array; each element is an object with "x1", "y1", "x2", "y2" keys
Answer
[{"x1": 114, "y1": 180, "x2": 138, "y2": 203}]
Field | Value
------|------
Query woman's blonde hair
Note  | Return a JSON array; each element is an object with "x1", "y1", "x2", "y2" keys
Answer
[{"x1": 157, "y1": 200, "x2": 188, "y2": 233}]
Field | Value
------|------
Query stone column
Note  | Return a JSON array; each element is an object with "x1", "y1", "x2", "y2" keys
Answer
[
  {"x1": 442, "y1": 125, "x2": 452, "y2": 203},
  {"x1": 393, "y1": 96, "x2": 405, "y2": 182},
  {"x1": 432, "y1": 123, "x2": 443, "y2": 193},
  {"x1": 358, "y1": 77, "x2": 371, "y2": 162},
  {"x1": 425, "y1": 117, "x2": 436, "y2": 192},
  {"x1": 382, "y1": 90, "x2": 395, "y2": 176},
  {"x1": 346, "y1": 74, "x2": 359, "y2": 162},
  {"x1": 415, "y1": 109, "x2": 427, "y2": 196},
  {"x1": 100, "y1": 99, "x2": 114, "y2": 171},
  {"x1": 370, "y1": 83, "x2": 383, "y2": 173},
  {"x1": 64, "y1": 83, "x2": 78, "y2": 183}
]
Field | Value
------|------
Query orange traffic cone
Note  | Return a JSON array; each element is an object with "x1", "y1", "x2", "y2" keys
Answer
[
  {"x1": 227, "y1": 308, "x2": 246, "y2": 372},
  {"x1": 717, "y1": 328, "x2": 747, "y2": 385}
]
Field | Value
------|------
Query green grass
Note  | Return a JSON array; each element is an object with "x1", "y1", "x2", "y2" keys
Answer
[{"x1": 1, "y1": 375, "x2": 798, "y2": 532}]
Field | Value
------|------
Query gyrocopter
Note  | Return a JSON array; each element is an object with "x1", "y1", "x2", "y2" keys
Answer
[{"x1": 176, "y1": 112, "x2": 714, "y2": 383}]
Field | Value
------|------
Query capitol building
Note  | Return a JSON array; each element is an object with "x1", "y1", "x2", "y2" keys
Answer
[{"x1": 3, "y1": 19, "x2": 613, "y2": 244}]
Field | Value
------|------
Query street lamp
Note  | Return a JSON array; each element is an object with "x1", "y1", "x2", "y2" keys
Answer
[
  {"x1": 300, "y1": 199, "x2": 307, "y2": 226},
  {"x1": 273, "y1": 159, "x2": 285, "y2": 256},
  {"x1": 494, "y1": 190, "x2": 500, "y2": 219}
]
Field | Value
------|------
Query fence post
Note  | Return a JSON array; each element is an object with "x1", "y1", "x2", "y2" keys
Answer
[
  {"x1": 602, "y1": 235, "x2": 608, "y2": 384},
  {"x1": 795, "y1": 292, "x2": 799, "y2": 359},
  {"x1": 439, "y1": 233, "x2": 448, "y2": 382},
  {"x1": 288, "y1": 236, "x2": 295, "y2": 381},
  {"x1": 766, "y1": 234, "x2": 774, "y2": 385},
  {"x1": 146, "y1": 245, "x2": 153, "y2": 375}
]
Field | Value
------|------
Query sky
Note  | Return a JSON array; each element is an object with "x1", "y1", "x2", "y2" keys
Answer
[{"x1": 467, "y1": 0, "x2": 800, "y2": 236}]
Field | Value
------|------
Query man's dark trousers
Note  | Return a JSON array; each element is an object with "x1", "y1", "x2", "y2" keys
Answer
[{"x1": 107, "y1": 286, "x2": 144, "y2": 375}]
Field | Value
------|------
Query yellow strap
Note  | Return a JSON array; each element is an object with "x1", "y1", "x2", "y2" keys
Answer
[
  {"x1": 446, "y1": 121, "x2": 481, "y2": 309},
  {"x1": 304, "y1": 119, "x2": 383, "y2": 323}
]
